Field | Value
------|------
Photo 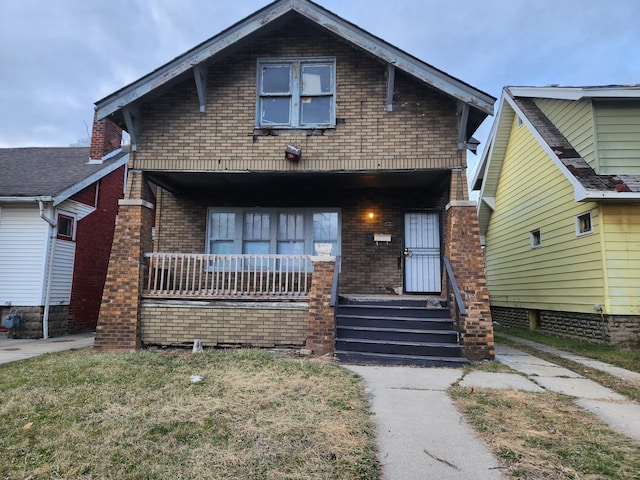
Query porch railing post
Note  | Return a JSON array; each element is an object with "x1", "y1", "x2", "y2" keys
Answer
[{"x1": 306, "y1": 253, "x2": 336, "y2": 356}]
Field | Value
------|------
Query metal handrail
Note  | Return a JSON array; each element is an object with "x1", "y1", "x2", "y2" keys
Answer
[
  {"x1": 329, "y1": 255, "x2": 341, "y2": 308},
  {"x1": 443, "y1": 257, "x2": 467, "y2": 325}
]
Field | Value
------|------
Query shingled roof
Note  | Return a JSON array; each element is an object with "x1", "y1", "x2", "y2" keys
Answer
[
  {"x1": 0, "y1": 147, "x2": 128, "y2": 205},
  {"x1": 473, "y1": 85, "x2": 640, "y2": 239},
  {"x1": 509, "y1": 96, "x2": 632, "y2": 193}
]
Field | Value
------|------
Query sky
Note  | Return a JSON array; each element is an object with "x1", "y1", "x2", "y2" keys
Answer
[{"x1": 1, "y1": 0, "x2": 639, "y2": 178}]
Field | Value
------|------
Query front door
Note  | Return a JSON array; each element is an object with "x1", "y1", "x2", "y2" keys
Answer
[{"x1": 403, "y1": 212, "x2": 441, "y2": 293}]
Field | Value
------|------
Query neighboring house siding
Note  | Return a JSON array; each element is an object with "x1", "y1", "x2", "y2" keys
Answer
[
  {"x1": 132, "y1": 22, "x2": 459, "y2": 173},
  {"x1": 601, "y1": 203, "x2": 640, "y2": 315},
  {"x1": 485, "y1": 116, "x2": 605, "y2": 313},
  {"x1": 0, "y1": 206, "x2": 48, "y2": 305},
  {"x1": 49, "y1": 240, "x2": 75, "y2": 304},
  {"x1": 593, "y1": 100, "x2": 640, "y2": 175},
  {"x1": 534, "y1": 98, "x2": 596, "y2": 168}
]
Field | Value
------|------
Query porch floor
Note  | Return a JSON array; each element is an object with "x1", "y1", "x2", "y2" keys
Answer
[{"x1": 339, "y1": 294, "x2": 445, "y2": 308}]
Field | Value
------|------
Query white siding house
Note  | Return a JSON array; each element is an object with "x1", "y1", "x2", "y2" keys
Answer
[{"x1": 0, "y1": 146, "x2": 128, "y2": 338}]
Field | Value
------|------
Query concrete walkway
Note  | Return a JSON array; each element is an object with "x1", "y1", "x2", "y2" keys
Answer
[
  {"x1": 495, "y1": 339, "x2": 640, "y2": 443},
  {"x1": 348, "y1": 340, "x2": 640, "y2": 480},
  {"x1": 346, "y1": 365, "x2": 506, "y2": 480},
  {"x1": 0, "y1": 332, "x2": 94, "y2": 364}
]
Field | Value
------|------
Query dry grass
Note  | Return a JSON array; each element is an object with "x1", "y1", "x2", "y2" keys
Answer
[
  {"x1": 449, "y1": 386, "x2": 640, "y2": 479},
  {"x1": 0, "y1": 348, "x2": 379, "y2": 479}
]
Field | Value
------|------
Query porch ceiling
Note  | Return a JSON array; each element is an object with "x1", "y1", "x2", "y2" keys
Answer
[{"x1": 148, "y1": 170, "x2": 450, "y2": 196}]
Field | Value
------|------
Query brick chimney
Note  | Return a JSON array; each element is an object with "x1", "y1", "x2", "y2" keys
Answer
[{"x1": 90, "y1": 115, "x2": 123, "y2": 161}]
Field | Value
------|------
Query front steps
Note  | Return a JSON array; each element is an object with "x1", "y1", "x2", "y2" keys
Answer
[{"x1": 334, "y1": 298, "x2": 468, "y2": 367}]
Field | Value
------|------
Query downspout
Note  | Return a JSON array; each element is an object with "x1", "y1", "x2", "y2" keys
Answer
[{"x1": 38, "y1": 200, "x2": 56, "y2": 339}]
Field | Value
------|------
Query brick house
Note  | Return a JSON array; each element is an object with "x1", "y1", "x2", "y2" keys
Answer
[
  {"x1": 0, "y1": 121, "x2": 126, "y2": 338},
  {"x1": 94, "y1": 0, "x2": 495, "y2": 364}
]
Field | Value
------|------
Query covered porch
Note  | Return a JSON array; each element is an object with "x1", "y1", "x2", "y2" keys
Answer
[{"x1": 96, "y1": 168, "x2": 495, "y2": 360}]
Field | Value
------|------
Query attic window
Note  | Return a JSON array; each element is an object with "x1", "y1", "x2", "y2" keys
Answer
[
  {"x1": 57, "y1": 214, "x2": 74, "y2": 241},
  {"x1": 576, "y1": 212, "x2": 593, "y2": 236},
  {"x1": 256, "y1": 57, "x2": 336, "y2": 129},
  {"x1": 530, "y1": 229, "x2": 542, "y2": 248}
]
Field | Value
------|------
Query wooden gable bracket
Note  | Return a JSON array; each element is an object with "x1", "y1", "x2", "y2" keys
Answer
[
  {"x1": 457, "y1": 101, "x2": 470, "y2": 151},
  {"x1": 386, "y1": 64, "x2": 395, "y2": 112},
  {"x1": 123, "y1": 105, "x2": 140, "y2": 152},
  {"x1": 193, "y1": 65, "x2": 207, "y2": 113}
]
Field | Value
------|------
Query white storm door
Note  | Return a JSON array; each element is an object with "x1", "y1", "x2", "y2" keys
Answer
[{"x1": 404, "y1": 212, "x2": 441, "y2": 293}]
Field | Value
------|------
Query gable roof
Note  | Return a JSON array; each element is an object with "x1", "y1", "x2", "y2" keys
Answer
[
  {"x1": 95, "y1": 0, "x2": 494, "y2": 136},
  {"x1": 473, "y1": 85, "x2": 640, "y2": 238},
  {"x1": 0, "y1": 147, "x2": 128, "y2": 206}
]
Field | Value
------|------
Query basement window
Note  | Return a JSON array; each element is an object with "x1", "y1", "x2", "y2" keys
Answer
[
  {"x1": 256, "y1": 57, "x2": 336, "y2": 129},
  {"x1": 530, "y1": 229, "x2": 542, "y2": 248},
  {"x1": 57, "y1": 214, "x2": 74, "y2": 241},
  {"x1": 576, "y1": 211, "x2": 593, "y2": 236}
]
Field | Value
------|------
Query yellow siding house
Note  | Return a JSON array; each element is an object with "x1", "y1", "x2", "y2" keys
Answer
[{"x1": 473, "y1": 86, "x2": 640, "y2": 345}]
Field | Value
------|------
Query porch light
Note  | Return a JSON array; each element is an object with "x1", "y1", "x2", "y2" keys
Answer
[
  {"x1": 285, "y1": 144, "x2": 301, "y2": 161},
  {"x1": 367, "y1": 212, "x2": 375, "y2": 220}
]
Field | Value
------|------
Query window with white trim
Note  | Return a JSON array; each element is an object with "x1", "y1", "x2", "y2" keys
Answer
[
  {"x1": 256, "y1": 57, "x2": 336, "y2": 128},
  {"x1": 207, "y1": 208, "x2": 340, "y2": 256},
  {"x1": 576, "y1": 211, "x2": 593, "y2": 236},
  {"x1": 57, "y1": 214, "x2": 75, "y2": 241},
  {"x1": 530, "y1": 229, "x2": 542, "y2": 248}
]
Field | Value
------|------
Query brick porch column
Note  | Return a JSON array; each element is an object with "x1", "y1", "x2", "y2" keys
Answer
[
  {"x1": 306, "y1": 256, "x2": 336, "y2": 356},
  {"x1": 94, "y1": 171, "x2": 153, "y2": 352},
  {"x1": 445, "y1": 201, "x2": 495, "y2": 361}
]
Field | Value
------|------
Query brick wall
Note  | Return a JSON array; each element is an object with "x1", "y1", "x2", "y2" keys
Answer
[
  {"x1": 95, "y1": 171, "x2": 154, "y2": 351},
  {"x1": 132, "y1": 18, "x2": 459, "y2": 173},
  {"x1": 306, "y1": 258, "x2": 335, "y2": 355},
  {"x1": 445, "y1": 202, "x2": 494, "y2": 360},
  {"x1": 490, "y1": 306, "x2": 529, "y2": 330},
  {"x1": 492, "y1": 305, "x2": 640, "y2": 347},
  {"x1": 140, "y1": 301, "x2": 307, "y2": 347},
  {"x1": 90, "y1": 117, "x2": 122, "y2": 161},
  {"x1": 68, "y1": 167, "x2": 125, "y2": 332},
  {"x1": 154, "y1": 185, "x2": 450, "y2": 294}
]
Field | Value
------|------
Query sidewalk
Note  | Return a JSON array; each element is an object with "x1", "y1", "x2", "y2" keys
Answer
[
  {"x1": 347, "y1": 339, "x2": 640, "y2": 479},
  {"x1": 498, "y1": 333, "x2": 640, "y2": 387},
  {"x1": 0, "y1": 332, "x2": 94, "y2": 364}
]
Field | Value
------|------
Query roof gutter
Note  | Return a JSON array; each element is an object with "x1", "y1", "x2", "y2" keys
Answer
[{"x1": 0, "y1": 196, "x2": 53, "y2": 203}]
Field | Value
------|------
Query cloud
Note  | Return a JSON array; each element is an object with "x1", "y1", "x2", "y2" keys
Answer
[{"x1": 0, "y1": 0, "x2": 639, "y2": 148}]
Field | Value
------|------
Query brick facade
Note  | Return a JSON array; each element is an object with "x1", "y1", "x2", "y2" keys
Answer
[
  {"x1": 445, "y1": 199, "x2": 494, "y2": 360},
  {"x1": 141, "y1": 301, "x2": 307, "y2": 347},
  {"x1": 154, "y1": 185, "x2": 450, "y2": 295},
  {"x1": 132, "y1": 20, "x2": 460, "y2": 174},
  {"x1": 93, "y1": 15, "x2": 490, "y2": 356}
]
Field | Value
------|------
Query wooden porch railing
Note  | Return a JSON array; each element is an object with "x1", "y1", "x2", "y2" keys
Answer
[{"x1": 143, "y1": 253, "x2": 313, "y2": 299}]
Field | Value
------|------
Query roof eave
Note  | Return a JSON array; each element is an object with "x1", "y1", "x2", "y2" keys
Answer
[
  {"x1": 578, "y1": 191, "x2": 640, "y2": 202},
  {"x1": 508, "y1": 85, "x2": 640, "y2": 100},
  {"x1": 0, "y1": 196, "x2": 53, "y2": 203},
  {"x1": 95, "y1": 0, "x2": 494, "y2": 122}
]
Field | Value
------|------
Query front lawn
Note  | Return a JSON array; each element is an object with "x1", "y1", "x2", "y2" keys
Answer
[{"x1": 0, "y1": 349, "x2": 379, "y2": 479}]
